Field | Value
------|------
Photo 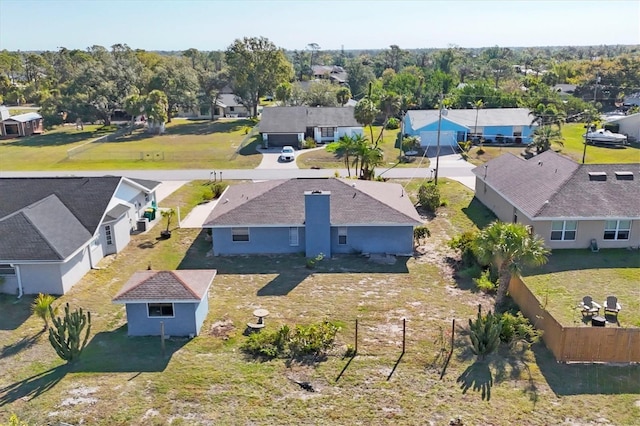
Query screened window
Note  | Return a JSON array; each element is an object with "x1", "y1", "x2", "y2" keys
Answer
[
  {"x1": 338, "y1": 227, "x2": 347, "y2": 245},
  {"x1": 604, "y1": 220, "x2": 630, "y2": 240},
  {"x1": 147, "y1": 303, "x2": 174, "y2": 317},
  {"x1": 232, "y1": 227, "x2": 250, "y2": 242},
  {"x1": 105, "y1": 225, "x2": 113, "y2": 245},
  {"x1": 550, "y1": 221, "x2": 577, "y2": 241},
  {"x1": 289, "y1": 227, "x2": 299, "y2": 246},
  {"x1": 321, "y1": 127, "x2": 335, "y2": 138}
]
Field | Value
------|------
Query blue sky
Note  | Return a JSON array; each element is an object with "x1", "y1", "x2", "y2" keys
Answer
[{"x1": 1, "y1": 0, "x2": 638, "y2": 51}]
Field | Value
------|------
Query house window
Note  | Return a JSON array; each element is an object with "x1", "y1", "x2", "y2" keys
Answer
[
  {"x1": 230, "y1": 106, "x2": 235, "y2": 112},
  {"x1": 550, "y1": 221, "x2": 577, "y2": 241},
  {"x1": 105, "y1": 225, "x2": 113, "y2": 245},
  {"x1": 147, "y1": 303, "x2": 174, "y2": 318},
  {"x1": 0, "y1": 264, "x2": 16, "y2": 276},
  {"x1": 321, "y1": 127, "x2": 335, "y2": 138},
  {"x1": 338, "y1": 227, "x2": 347, "y2": 245},
  {"x1": 232, "y1": 227, "x2": 250, "y2": 242},
  {"x1": 604, "y1": 220, "x2": 630, "y2": 240},
  {"x1": 289, "y1": 227, "x2": 299, "y2": 246}
]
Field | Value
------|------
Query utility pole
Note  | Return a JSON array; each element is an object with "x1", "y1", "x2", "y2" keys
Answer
[{"x1": 434, "y1": 93, "x2": 444, "y2": 185}]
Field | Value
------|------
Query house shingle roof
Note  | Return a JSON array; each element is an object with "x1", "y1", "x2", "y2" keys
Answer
[
  {"x1": 204, "y1": 178, "x2": 422, "y2": 227},
  {"x1": 112, "y1": 270, "x2": 216, "y2": 302},
  {"x1": 259, "y1": 107, "x2": 359, "y2": 133},
  {"x1": 473, "y1": 151, "x2": 640, "y2": 219},
  {"x1": 407, "y1": 108, "x2": 533, "y2": 131}
]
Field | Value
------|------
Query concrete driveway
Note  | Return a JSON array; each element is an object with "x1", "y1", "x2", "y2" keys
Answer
[{"x1": 256, "y1": 147, "x2": 299, "y2": 169}]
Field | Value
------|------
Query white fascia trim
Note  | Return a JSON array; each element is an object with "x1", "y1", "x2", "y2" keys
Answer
[
  {"x1": 113, "y1": 299, "x2": 201, "y2": 305},
  {"x1": 534, "y1": 216, "x2": 640, "y2": 221}
]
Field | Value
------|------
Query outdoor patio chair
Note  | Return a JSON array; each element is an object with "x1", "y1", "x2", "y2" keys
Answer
[
  {"x1": 579, "y1": 296, "x2": 601, "y2": 316},
  {"x1": 603, "y1": 296, "x2": 622, "y2": 316}
]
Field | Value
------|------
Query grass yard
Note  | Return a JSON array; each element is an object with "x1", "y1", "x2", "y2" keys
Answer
[
  {"x1": 297, "y1": 127, "x2": 429, "y2": 173},
  {"x1": 1, "y1": 179, "x2": 639, "y2": 425},
  {"x1": 0, "y1": 119, "x2": 262, "y2": 171},
  {"x1": 466, "y1": 123, "x2": 640, "y2": 166},
  {"x1": 522, "y1": 249, "x2": 640, "y2": 328}
]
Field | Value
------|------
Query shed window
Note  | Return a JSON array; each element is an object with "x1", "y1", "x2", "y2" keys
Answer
[
  {"x1": 289, "y1": 227, "x2": 299, "y2": 246},
  {"x1": 232, "y1": 227, "x2": 250, "y2": 242},
  {"x1": 147, "y1": 303, "x2": 174, "y2": 317},
  {"x1": 604, "y1": 220, "x2": 630, "y2": 240},
  {"x1": 338, "y1": 227, "x2": 347, "y2": 245},
  {"x1": 550, "y1": 221, "x2": 577, "y2": 241}
]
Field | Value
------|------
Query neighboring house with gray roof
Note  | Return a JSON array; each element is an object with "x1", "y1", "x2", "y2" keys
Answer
[
  {"x1": 0, "y1": 176, "x2": 160, "y2": 295},
  {"x1": 113, "y1": 269, "x2": 216, "y2": 336},
  {"x1": 404, "y1": 108, "x2": 536, "y2": 150},
  {"x1": 472, "y1": 150, "x2": 640, "y2": 249},
  {"x1": 259, "y1": 106, "x2": 363, "y2": 147},
  {"x1": 1, "y1": 111, "x2": 44, "y2": 138},
  {"x1": 312, "y1": 65, "x2": 348, "y2": 85},
  {"x1": 203, "y1": 178, "x2": 422, "y2": 257},
  {"x1": 175, "y1": 93, "x2": 249, "y2": 119}
]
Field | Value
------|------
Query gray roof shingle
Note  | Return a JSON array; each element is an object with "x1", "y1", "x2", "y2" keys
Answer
[
  {"x1": 473, "y1": 151, "x2": 640, "y2": 219},
  {"x1": 259, "y1": 107, "x2": 359, "y2": 133},
  {"x1": 204, "y1": 178, "x2": 422, "y2": 227},
  {"x1": 113, "y1": 270, "x2": 217, "y2": 302}
]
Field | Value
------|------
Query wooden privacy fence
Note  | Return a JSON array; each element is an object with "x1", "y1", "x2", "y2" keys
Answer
[{"x1": 509, "y1": 276, "x2": 640, "y2": 363}]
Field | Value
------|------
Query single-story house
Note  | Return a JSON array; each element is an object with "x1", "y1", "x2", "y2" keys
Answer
[
  {"x1": 623, "y1": 92, "x2": 640, "y2": 107},
  {"x1": 112, "y1": 269, "x2": 216, "y2": 337},
  {"x1": 403, "y1": 108, "x2": 536, "y2": 149},
  {"x1": 0, "y1": 176, "x2": 160, "y2": 295},
  {"x1": 259, "y1": 106, "x2": 363, "y2": 147},
  {"x1": 312, "y1": 65, "x2": 348, "y2": 85},
  {"x1": 175, "y1": 93, "x2": 250, "y2": 119},
  {"x1": 1, "y1": 112, "x2": 44, "y2": 138},
  {"x1": 605, "y1": 112, "x2": 640, "y2": 142},
  {"x1": 472, "y1": 150, "x2": 640, "y2": 249},
  {"x1": 203, "y1": 178, "x2": 423, "y2": 257}
]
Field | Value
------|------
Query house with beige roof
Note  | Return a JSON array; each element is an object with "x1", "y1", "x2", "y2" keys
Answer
[
  {"x1": 203, "y1": 178, "x2": 422, "y2": 257},
  {"x1": 472, "y1": 151, "x2": 640, "y2": 249}
]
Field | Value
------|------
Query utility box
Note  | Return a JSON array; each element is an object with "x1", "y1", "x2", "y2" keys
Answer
[{"x1": 137, "y1": 218, "x2": 148, "y2": 232}]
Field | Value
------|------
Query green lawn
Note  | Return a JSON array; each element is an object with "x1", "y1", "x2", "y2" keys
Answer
[
  {"x1": 297, "y1": 126, "x2": 429, "y2": 173},
  {"x1": 0, "y1": 119, "x2": 262, "y2": 171},
  {"x1": 466, "y1": 123, "x2": 640, "y2": 166},
  {"x1": 522, "y1": 249, "x2": 640, "y2": 328},
  {"x1": 1, "y1": 180, "x2": 639, "y2": 425}
]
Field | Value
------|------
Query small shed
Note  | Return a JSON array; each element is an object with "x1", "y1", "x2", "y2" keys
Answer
[
  {"x1": 112, "y1": 270, "x2": 216, "y2": 337},
  {"x1": 1, "y1": 112, "x2": 44, "y2": 137}
]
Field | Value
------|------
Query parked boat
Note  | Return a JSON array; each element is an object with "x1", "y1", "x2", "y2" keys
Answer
[{"x1": 584, "y1": 129, "x2": 628, "y2": 145}]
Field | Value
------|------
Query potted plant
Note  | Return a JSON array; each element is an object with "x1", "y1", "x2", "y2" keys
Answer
[{"x1": 160, "y1": 208, "x2": 175, "y2": 239}]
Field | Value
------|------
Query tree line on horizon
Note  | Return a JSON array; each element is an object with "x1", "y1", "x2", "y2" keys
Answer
[{"x1": 0, "y1": 39, "x2": 638, "y2": 129}]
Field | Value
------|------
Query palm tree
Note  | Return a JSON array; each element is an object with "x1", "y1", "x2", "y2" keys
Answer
[
  {"x1": 326, "y1": 134, "x2": 360, "y2": 177},
  {"x1": 358, "y1": 144, "x2": 384, "y2": 180},
  {"x1": 32, "y1": 293, "x2": 57, "y2": 330},
  {"x1": 336, "y1": 87, "x2": 351, "y2": 107},
  {"x1": 354, "y1": 97, "x2": 379, "y2": 144},
  {"x1": 473, "y1": 222, "x2": 550, "y2": 306},
  {"x1": 531, "y1": 125, "x2": 563, "y2": 154}
]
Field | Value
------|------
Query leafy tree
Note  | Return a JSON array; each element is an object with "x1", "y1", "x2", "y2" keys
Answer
[
  {"x1": 418, "y1": 183, "x2": 441, "y2": 213},
  {"x1": 345, "y1": 57, "x2": 375, "y2": 99},
  {"x1": 305, "y1": 80, "x2": 339, "y2": 107},
  {"x1": 225, "y1": 36, "x2": 293, "y2": 117},
  {"x1": 123, "y1": 91, "x2": 144, "y2": 134},
  {"x1": 472, "y1": 222, "x2": 549, "y2": 306},
  {"x1": 148, "y1": 56, "x2": 198, "y2": 122},
  {"x1": 145, "y1": 90, "x2": 168, "y2": 134},
  {"x1": 275, "y1": 81, "x2": 292, "y2": 104},
  {"x1": 336, "y1": 86, "x2": 351, "y2": 106},
  {"x1": 531, "y1": 125, "x2": 563, "y2": 154},
  {"x1": 31, "y1": 293, "x2": 57, "y2": 330},
  {"x1": 48, "y1": 303, "x2": 91, "y2": 363}
]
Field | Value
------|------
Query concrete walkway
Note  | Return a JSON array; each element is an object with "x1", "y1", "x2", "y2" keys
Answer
[
  {"x1": 155, "y1": 180, "x2": 189, "y2": 203},
  {"x1": 180, "y1": 199, "x2": 219, "y2": 228}
]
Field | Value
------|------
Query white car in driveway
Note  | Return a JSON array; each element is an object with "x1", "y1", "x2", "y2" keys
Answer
[{"x1": 280, "y1": 146, "x2": 295, "y2": 162}]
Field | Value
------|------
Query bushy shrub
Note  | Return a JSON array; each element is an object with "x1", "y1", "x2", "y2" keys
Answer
[
  {"x1": 459, "y1": 263, "x2": 483, "y2": 279},
  {"x1": 302, "y1": 137, "x2": 316, "y2": 149},
  {"x1": 211, "y1": 182, "x2": 227, "y2": 199},
  {"x1": 473, "y1": 270, "x2": 496, "y2": 293},
  {"x1": 497, "y1": 312, "x2": 541, "y2": 345},
  {"x1": 386, "y1": 117, "x2": 400, "y2": 129},
  {"x1": 418, "y1": 183, "x2": 441, "y2": 213},
  {"x1": 241, "y1": 322, "x2": 339, "y2": 360},
  {"x1": 448, "y1": 231, "x2": 478, "y2": 267},
  {"x1": 414, "y1": 226, "x2": 431, "y2": 244},
  {"x1": 468, "y1": 311, "x2": 501, "y2": 361},
  {"x1": 201, "y1": 186, "x2": 214, "y2": 202}
]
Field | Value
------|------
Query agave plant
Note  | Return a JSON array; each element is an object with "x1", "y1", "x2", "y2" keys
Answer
[{"x1": 32, "y1": 293, "x2": 58, "y2": 330}]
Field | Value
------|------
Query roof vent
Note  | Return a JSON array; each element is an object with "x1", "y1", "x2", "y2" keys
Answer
[
  {"x1": 614, "y1": 171, "x2": 634, "y2": 180},
  {"x1": 588, "y1": 171, "x2": 607, "y2": 181}
]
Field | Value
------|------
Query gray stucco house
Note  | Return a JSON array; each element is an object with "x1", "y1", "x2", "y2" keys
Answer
[
  {"x1": 259, "y1": 107, "x2": 363, "y2": 147},
  {"x1": 203, "y1": 178, "x2": 423, "y2": 257},
  {"x1": 0, "y1": 176, "x2": 160, "y2": 295},
  {"x1": 112, "y1": 270, "x2": 216, "y2": 337},
  {"x1": 403, "y1": 108, "x2": 536, "y2": 150},
  {"x1": 472, "y1": 150, "x2": 640, "y2": 249}
]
